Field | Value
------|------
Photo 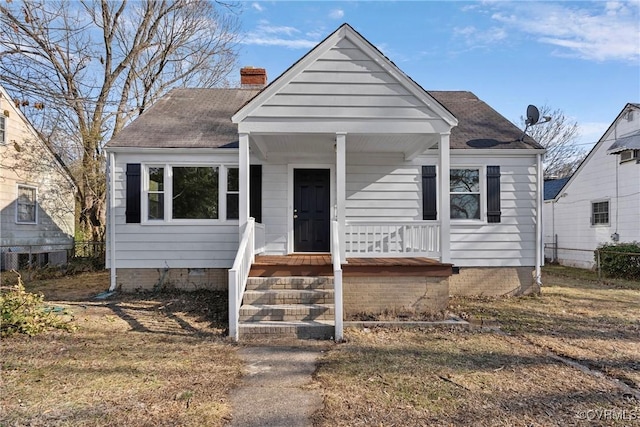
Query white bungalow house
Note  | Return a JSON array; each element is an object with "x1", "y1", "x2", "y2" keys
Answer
[
  {"x1": 105, "y1": 24, "x2": 545, "y2": 340},
  {"x1": 0, "y1": 84, "x2": 76, "y2": 270},
  {"x1": 544, "y1": 103, "x2": 640, "y2": 268}
]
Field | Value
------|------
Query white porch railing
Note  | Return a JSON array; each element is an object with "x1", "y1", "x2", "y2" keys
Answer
[
  {"x1": 344, "y1": 220, "x2": 440, "y2": 258},
  {"x1": 228, "y1": 217, "x2": 255, "y2": 341},
  {"x1": 331, "y1": 220, "x2": 344, "y2": 342}
]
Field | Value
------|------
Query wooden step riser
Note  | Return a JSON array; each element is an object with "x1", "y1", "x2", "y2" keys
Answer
[
  {"x1": 243, "y1": 291, "x2": 334, "y2": 305},
  {"x1": 249, "y1": 266, "x2": 334, "y2": 277}
]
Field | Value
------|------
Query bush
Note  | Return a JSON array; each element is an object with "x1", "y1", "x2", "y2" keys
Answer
[
  {"x1": 595, "y1": 242, "x2": 640, "y2": 281},
  {"x1": 0, "y1": 273, "x2": 76, "y2": 337}
]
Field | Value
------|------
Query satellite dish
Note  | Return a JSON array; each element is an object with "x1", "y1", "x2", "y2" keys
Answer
[{"x1": 526, "y1": 105, "x2": 540, "y2": 126}]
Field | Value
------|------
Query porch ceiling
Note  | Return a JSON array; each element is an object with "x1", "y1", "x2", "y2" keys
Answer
[{"x1": 251, "y1": 133, "x2": 439, "y2": 158}]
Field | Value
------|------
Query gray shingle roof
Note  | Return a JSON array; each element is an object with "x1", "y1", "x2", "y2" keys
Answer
[
  {"x1": 106, "y1": 88, "x2": 542, "y2": 150},
  {"x1": 429, "y1": 91, "x2": 542, "y2": 150},
  {"x1": 106, "y1": 88, "x2": 260, "y2": 148}
]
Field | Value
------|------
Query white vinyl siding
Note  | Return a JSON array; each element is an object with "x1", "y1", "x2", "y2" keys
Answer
[
  {"x1": 345, "y1": 153, "x2": 421, "y2": 221},
  {"x1": 239, "y1": 37, "x2": 451, "y2": 135},
  {"x1": 108, "y1": 152, "x2": 239, "y2": 269},
  {"x1": 261, "y1": 163, "x2": 289, "y2": 254},
  {"x1": 257, "y1": 150, "x2": 538, "y2": 267},
  {"x1": 449, "y1": 154, "x2": 538, "y2": 267}
]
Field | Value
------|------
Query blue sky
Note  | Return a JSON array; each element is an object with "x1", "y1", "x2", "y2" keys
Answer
[{"x1": 232, "y1": 0, "x2": 640, "y2": 149}]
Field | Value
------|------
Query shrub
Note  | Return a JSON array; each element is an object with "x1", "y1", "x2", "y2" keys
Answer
[
  {"x1": 595, "y1": 242, "x2": 640, "y2": 281},
  {"x1": 0, "y1": 273, "x2": 76, "y2": 337}
]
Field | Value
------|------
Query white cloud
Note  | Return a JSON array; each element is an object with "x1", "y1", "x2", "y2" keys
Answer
[
  {"x1": 257, "y1": 24, "x2": 300, "y2": 36},
  {"x1": 453, "y1": 25, "x2": 507, "y2": 48},
  {"x1": 490, "y1": 2, "x2": 640, "y2": 62},
  {"x1": 251, "y1": 2, "x2": 264, "y2": 12},
  {"x1": 329, "y1": 8, "x2": 344, "y2": 20},
  {"x1": 241, "y1": 22, "x2": 320, "y2": 49}
]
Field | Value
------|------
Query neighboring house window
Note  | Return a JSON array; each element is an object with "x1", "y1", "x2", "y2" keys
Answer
[
  {"x1": 147, "y1": 167, "x2": 164, "y2": 220},
  {"x1": 17, "y1": 185, "x2": 37, "y2": 223},
  {"x1": 450, "y1": 168, "x2": 480, "y2": 219},
  {"x1": 0, "y1": 116, "x2": 5, "y2": 144},
  {"x1": 227, "y1": 167, "x2": 239, "y2": 220},
  {"x1": 591, "y1": 201, "x2": 609, "y2": 225}
]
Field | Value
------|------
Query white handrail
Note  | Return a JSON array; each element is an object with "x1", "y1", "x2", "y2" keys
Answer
[
  {"x1": 228, "y1": 217, "x2": 255, "y2": 341},
  {"x1": 331, "y1": 220, "x2": 344, "y2": 342}
]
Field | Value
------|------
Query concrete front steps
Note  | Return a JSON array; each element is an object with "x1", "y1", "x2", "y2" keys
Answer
[{"x1": 238, "y1": 276, "x2": 336, "y2": 339}]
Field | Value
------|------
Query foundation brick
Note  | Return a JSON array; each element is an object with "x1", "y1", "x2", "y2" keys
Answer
[
  {"x1": 343, "y1": 276, "x2": 449, "y2": 316},
  {"x1": 449, "y1": 267, "x2": 539, "y2": 297}
]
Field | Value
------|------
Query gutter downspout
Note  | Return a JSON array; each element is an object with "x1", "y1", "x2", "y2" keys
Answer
[
  {"x1": 108, "y1": 151, "x2": 117, "y2": 291},
  {"x1": 535, "y1": 153, "x2": 543, "y2": 288}
]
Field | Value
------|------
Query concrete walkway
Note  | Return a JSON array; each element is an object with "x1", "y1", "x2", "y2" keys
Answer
[{"x1": 227, "y1": 343, "x2": 329, "y2": 427}]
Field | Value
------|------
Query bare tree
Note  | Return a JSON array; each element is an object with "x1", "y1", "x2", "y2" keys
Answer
[
  {"x1": 521, "y1": 105, "x2": 586, "y2": 179},
  {"x1": 0, "y1": 0, "x2": 241, "y2": 240}
]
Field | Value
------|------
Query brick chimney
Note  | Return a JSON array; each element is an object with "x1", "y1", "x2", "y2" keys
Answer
[{"x1": 240, "y1": 67, "x2": 267, "y2": 88}]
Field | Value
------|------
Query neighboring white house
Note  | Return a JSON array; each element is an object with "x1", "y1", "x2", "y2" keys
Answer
[
  {"x1": 105, "y1": 24, "x2": 545, "y2": 338},
  {"x1": 0, "y1": 85, "x2": 76, "y2": 269},
  {"x1": 543, "y1": 103, "x2": 640, "y2": 269}
]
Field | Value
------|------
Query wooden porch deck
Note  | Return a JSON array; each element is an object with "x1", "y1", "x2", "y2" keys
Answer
[{"x1": 250, "y1": 254, "x2": 452, "y2": 277}]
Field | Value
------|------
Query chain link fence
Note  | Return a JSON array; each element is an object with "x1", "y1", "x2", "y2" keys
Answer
[
  {"x1": 0, "y1": 241, "x2": 105, "y2": 271},
  {"x1": 545, "y1": 240, "x2": 640, "y2": 280}
]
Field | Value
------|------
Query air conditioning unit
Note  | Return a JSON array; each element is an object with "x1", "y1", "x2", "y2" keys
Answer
[{"x1": 620, "y1": 149, "x2": 639, "y2": 163}]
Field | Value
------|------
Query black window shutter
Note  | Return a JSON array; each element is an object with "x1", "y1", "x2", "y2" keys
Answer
[
  {"x1": 125, "y1": 163, "x2": 141, "y2": 223},
  {"x1": 486, "y1": 165, "x2": 501, "y2": 223},
  {"x1": 250, "y1": 165, "x2": 262, "y2": 223},
  {"x1": 422, "y1": 165, "x2": 437, "y2": 220}
]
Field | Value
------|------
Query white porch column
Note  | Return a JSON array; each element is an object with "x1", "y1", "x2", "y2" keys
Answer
[
  {"x1": 336, "y1": 132, "x2": 347, "y2": 260},
  {"x1": 439, "y1": 133, "x2": 451, "y2": 263},
  {"x1": 239, "y1": 132, "x2": 250, "y2": 231}
]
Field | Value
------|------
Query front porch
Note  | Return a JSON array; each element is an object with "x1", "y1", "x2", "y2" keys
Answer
[
  {"x1": 230, "y1": 232, "x2": 453, "y2": 340},
  {"x1": 250, "y1": 254, "x2": 452, "y2": 277}
]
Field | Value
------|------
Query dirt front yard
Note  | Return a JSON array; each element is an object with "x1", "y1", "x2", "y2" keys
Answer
[
  {"x1": 313, "y1": 266, "x2": 640, "y2": 426},
  {"x1": 1, "y1": 271, "x2": 241, "y2": 427}
]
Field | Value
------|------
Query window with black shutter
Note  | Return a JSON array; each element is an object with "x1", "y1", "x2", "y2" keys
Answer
[
  {"x1": 486, "y1": 165, "x2": 501, "y2": 223},
  {"x1": 125, "y1": 163, "x2": 141, "y2": 223},
  {"x1": 422, "y1": 165, "x2": 437, "y2": 220}
]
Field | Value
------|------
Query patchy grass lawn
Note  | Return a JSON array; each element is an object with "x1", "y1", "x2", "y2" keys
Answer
[
  {"x1": 313, "y1": 266, "x2": 640, "y2": 426},
  {"x1": 1, "y1": 271, "x2": 241, "y2": 427}
]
